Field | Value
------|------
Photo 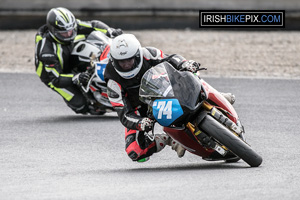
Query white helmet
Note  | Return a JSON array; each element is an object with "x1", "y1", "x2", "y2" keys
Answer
[{"x1": 110, "y1": 34, "x2": 143, "y2": 79}]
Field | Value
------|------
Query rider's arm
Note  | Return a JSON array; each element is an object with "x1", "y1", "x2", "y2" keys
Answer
[
  {"x1": 143, "y1": 47, "x2": 187, "y2": 69},
  {"x1": 107, "y1": 79, "x2": 144, "y2": 130},
  {"x1": 37, "y1": 40, "x2": 74, "y2": 88},
  {"x1": 76, "y1": 19, "x2": 121, "y2": 37},
  {"x1": 41, "y1": 58, "x2": 74, "y2": 88}
]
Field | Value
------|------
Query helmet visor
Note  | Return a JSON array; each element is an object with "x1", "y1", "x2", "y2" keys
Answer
[
  {"x1": 56, "y1": 28, "x2": 76, "y2": 41},
  {"x1": 117, "y1": 58, "x2": 135, "y2": 72}
]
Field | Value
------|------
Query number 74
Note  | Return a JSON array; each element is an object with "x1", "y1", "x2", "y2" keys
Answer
[{"x1": 153, "y1": 101, "x2": 173, "y2": 119}]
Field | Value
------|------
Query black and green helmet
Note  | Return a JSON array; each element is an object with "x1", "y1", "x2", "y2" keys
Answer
[{"x1": 46, "y1": 7, "x2": 77, "y2": 43}]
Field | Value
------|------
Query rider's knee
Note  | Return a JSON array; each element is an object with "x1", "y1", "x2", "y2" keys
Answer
[
  {"x1": 125, "y1": 135, "x2": 140, "y2": 161},
  {"x1": 64, "y1": 93, "x2": 89, "y2": 114},
  {"x1": 127, "y1": 150, "x2": 139, "y2": 161},
  {"x1": 73, "y1": 104, "x2": 89, "y2": 114}
]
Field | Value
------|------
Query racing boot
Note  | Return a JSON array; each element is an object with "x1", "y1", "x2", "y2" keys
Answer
[
  {"x1": 154, "y1": 134, "x2": 171, "y2": 153},
  {"x1": 169, "y1": 139, "x2": 186, "y2": 158},
  {"x1": 155, "y1": 134, "x2": 186, "y2": 158},
  {"x1": 220, "y1": 92, "x2": 236, "y2": 105},
  {"x1": 137, "y1": 133, "x2": 169, "y2": 163}
]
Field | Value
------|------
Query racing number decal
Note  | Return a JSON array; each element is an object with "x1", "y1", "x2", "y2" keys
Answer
[
  {"x1": 154, "y1": 100, "x2": 172, "y2": 119},
  {"x1": 152, "y1": 99, "x2": 183, "y2": 127},
  {"x1": 96, "y1": 62, "x2": 106, "y2": 82}
]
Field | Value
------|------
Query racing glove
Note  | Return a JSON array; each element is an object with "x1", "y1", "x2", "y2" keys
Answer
[
  {"x1": 107, "y1": 28, "x2": 123, "y2": 38},
  {"x1": 72, "y1": 72, "x2": 90, "y2": 86},
  {"x1": 180, "y1": 60, "x2": 201, "y2": 73},
  {"x1": 138, "y1": 117, "x2": 154, "y2": 132}
]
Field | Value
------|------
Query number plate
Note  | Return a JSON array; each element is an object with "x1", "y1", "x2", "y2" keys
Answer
[{"x1": 152, "y1": 99, "x2": 183, "y2": 126}]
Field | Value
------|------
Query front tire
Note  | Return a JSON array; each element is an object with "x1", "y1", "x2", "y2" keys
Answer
[{"x1": 199, "y1": 115, "x2": 262, "y2": 167}]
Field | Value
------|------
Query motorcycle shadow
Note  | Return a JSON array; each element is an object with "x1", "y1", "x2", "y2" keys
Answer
[
  {"x1": 123, "y1": 162, "x2": 251, "y2": 173},
  {"x1": 54, "y1": 162, "x2": 249, "y2": 178},
  {"x1": 36, "y1": 114, "x2": 119, "y2": 123}
]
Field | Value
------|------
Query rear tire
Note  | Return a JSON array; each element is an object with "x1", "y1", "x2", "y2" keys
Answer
[{"x1": 199, "y1": 115, "x2": 262, "y2": 167}]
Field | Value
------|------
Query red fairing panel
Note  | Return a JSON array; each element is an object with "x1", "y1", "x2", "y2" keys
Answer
[
  {"x1": 100, "y1": 45, "x2": 110, "y2": 61},
  {"x1": 163, "y1": 127, "x2": 214, "y2": 158},
  {"x1": 200, "y1": 80, "x2": 238, "y2": 123}
]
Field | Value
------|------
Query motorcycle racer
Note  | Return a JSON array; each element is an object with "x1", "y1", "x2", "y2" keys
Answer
[
  {"x1": 34, "y1": 7, "x2": 122, "y2": 114},
  {"x1": 104, "y1": 34, "x2": 203, "y2": 162},
  {"x1": 104, "y1": 34, "x2": 236, "y2": 162}
]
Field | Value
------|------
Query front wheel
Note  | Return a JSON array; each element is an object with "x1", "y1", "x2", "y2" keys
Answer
[{"x1": 199, "y1": 115, "x2": 262, "y2": 167}]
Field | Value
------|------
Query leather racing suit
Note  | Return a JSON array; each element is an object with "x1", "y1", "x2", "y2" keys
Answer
[
  {"x1": 104, "y1": 47, "x2": 187, "y2": 161},
  {"x1": 34, "y1": 19, "x2": 115, "y2": 113}
]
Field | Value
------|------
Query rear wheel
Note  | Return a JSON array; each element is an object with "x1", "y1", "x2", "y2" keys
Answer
[{"x1": 199, "y1": 115, "x2": 262, "y2": 167}]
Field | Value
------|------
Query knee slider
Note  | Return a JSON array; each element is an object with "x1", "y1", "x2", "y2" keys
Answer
[{"x1": 128, "y1": 151, "x2": 138, "y2": 161}]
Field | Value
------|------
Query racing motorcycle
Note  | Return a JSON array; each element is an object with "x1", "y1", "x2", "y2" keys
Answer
[
  {"x1": 139, "y1": 61, "x2": 263, "y2": 167},
  {"x1": 70, "y1": 31, "x2": 114, "y2": 115}
]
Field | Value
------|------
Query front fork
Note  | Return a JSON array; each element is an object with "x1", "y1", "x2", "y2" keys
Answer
[
  {"x1": 186, "y1": 101, "x2": 245, "y2": 156},
  {"x1": 186, "y1": 122, "x2": 228, "y2": 156},
  {"x1": 202, "y1": 101, "x2": 245, "y2": 139}
]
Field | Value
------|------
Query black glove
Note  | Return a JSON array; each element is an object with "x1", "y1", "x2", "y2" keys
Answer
[
  {"x1": 180, "y1": 60, "x2": 201, "y2": 73},
  {"x1": 72, "y1": 72, "x2": 90, "y2": 86},
  {"x1": 138, "y1": 117, "x2": 154, "y2": 132},
  {"x1": 107, "y1": 28, "x2": 123, "y2": 38}
]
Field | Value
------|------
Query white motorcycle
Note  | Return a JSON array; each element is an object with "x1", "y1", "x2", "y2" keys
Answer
[{"x1": 71, "y1": 31, "x2": 114, "y2": 115}]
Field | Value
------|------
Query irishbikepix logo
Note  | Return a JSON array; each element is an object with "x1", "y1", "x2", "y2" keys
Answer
[{"x1": 199, "y1": 10, "x2": 285, "y2": 28}]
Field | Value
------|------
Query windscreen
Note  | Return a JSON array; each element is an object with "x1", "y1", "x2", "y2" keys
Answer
[
  {"x1": 139, "y1": 63, "x2": 175, "y2": 100},
  {"x1": 140, "y1": 62, "x2": 202, "y2": 110},
  {"x1": 86, "y1": 31, "x2": 111, "y2": 51}
]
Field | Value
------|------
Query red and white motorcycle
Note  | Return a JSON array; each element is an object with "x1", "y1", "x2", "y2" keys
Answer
[{"x1": 139, "y1": 61, "x2": 263, "y2": 167}]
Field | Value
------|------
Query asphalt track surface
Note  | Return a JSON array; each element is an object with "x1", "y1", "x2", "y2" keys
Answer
[{"x1": 1, "y1": 73, "x2": 300, "y2": 200}]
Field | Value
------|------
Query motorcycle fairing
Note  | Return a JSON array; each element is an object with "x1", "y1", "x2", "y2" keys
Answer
[
  {"x1": 99, "y1": 45, "x2": 110, "y2": 61},
  {"x1": 164, "y1": 63, "x2": 202, "y2": 111},
  {"x1": 200, "y1": 80, "x2": 238, "y2": 123},
  {"x1": 152, "y1": 99, "x2": 184, "y2": 127},
  {"x1": 95, "y1": 45, "x2": 110, "y2": 84},
  {"x1": 163, "y1": 126, "x2": 214, "y2": 158},
  {"x1": 71, "y1": 42, "x2": 100, "y2": 63},
  {"x1": 95, "y1": 62, "x2": 106, "y2": 83},
  {"x1": 140, "y1": 62, "x2": 202, "y2": 111}
]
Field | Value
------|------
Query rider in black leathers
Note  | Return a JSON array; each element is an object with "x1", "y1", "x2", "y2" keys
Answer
[
  {"x1": 104, "y1": 34, "x2": 236, "y2": 162},
  {"x1": 104, "y1": 34, "x2": 200, "y2": 162},
  {"x1": 34, "y1": 7, "x2": 122, "y2": 114}
]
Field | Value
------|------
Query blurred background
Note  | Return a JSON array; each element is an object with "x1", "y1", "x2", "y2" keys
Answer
[{"x1": 0, "y1": 0, "x2": 300, "y2": 30}]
